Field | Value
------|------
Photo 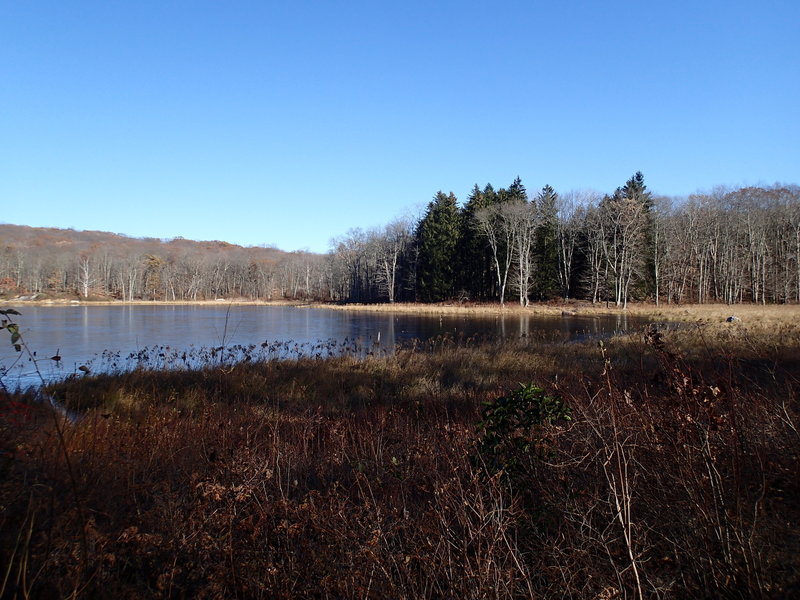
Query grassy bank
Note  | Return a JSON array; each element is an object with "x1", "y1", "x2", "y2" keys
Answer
[
  {"x1": 314, "y1": 300, "x2": 800, "y2": 323},
  {"x1": 6, "y1": 294, "x2": 798, "y2": 323},
  {"x1": 1, "y1": 317, "x2": 799, "y2": 598}
]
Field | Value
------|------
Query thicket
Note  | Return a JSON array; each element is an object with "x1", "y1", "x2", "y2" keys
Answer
[{"x1": 1, "y1": 319, "x2": 798, "y2": 598}]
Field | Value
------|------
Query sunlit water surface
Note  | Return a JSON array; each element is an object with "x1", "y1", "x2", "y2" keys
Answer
[{"x1": 1, "y1": 305, "x2": 653, "y2": 389}]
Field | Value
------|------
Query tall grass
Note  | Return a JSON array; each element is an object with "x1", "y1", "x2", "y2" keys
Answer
[{"x1": 1, "y1": 321, "x2": 798, "y2": 598}]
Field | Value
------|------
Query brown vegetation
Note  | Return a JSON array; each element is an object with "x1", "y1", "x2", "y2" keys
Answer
[
  {"x1": 1, "y1": 318, "x2": 799, "y2": 598},
  {"x1": 0, "y1": 224, "x2": 326, "y2": 302},
  {"x1": 314, "y1": 300, "x2": 800, "y2": 322}
]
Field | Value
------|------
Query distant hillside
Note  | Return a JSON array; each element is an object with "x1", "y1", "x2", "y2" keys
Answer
[
  {"x1": 0, "y1": 224, "x2": 330, "y2": 301},
  {"x1": 0, "y1": 223, "x2": 289, "y2": 255}
]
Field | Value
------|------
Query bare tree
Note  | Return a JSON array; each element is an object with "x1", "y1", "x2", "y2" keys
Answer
[
  {"x1": 373, "y1": 219, "x2": 412, "y2": 303},
  {"x1": 476, "y1": 203, "x2": 519, "y2": 306},
  {"x1": 582, "y1": 202, "x2": 607, "y2": 304},
  {"x1": 600, "y1": 195, "x2": 647, "y2": 308},
  {"x1": 328, "y1": 228, "x2": 372, "y2": 302},
  {"x1": 776, "y1": 186, "x2": 800, "y2": 301},
  {"x1": 651, "y1": 195, "x2": 672, "y2": 306},
  {"x1": 508, "y1": 202, "x2": 538, "y2": 306},
  {"x1": 77, "y1": 254, "x2": 95, "y2": 298},
  {"x1": 558, "y1": 191, "x2": 597, "y2": 300}
]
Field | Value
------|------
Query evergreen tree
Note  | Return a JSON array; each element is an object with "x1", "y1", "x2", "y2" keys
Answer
[
  {"x1": 482, "y1": 183, "x2": 499, "y2": 210},
  {"x1": 616, "y1": 171, "x2": 655, "y2": 298},
  {"x1": 507, "y1": 176, "x2": 528, "y2": 204},
  {"x1": 457, "y1": 184, "x2": 491, "y2": 300},
  {"x1": 415, "y1": 191, "x2": 461, "y2": 302},
  {"x1": 533, "y1": 185, "x2": 560, "y2": 299}
]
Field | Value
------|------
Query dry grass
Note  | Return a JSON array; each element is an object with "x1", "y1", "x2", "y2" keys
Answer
[
  {"x1": 1, "y1": 320, "x2": 799, "y2": 598},
  {"x1": 7, "y1": 295, "x2": 800, "y2": 324},
  {"x1": 315, "y1": 300, "x2": 800, "y2": 323}
]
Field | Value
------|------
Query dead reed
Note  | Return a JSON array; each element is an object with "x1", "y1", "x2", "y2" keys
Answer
[{"x1": 1, "y1": 320, "x2": 798, "y2": 598}]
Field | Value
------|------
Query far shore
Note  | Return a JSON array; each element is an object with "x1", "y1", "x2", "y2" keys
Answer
[{"x1": 3, "y1": 296, "x2": 799, "y2": 325}]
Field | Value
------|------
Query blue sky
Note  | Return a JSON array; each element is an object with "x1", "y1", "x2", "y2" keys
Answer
[{"x1": 2, "y1": 1, "x2": 798, "y2": 253}]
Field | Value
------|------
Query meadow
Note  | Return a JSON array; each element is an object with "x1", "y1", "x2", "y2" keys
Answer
[{"x1": 1, "y1": 305, "x2": 799, "y2": 598}]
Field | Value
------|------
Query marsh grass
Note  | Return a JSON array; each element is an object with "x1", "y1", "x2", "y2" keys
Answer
[{"x1": 1, "y1": 318, "x2": 799, "y2": 598}]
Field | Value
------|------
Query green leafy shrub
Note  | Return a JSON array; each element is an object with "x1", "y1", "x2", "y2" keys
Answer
[{"x1": 476, "y1": 383, "x2": 571, "y2": 478}]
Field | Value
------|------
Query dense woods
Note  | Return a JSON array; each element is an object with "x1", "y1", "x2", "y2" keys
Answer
[
  {"x1": 3, "y1": 175, "x2": 799, "y2": 305},
  {"x1": 331, "y1": 176, "x2": 800, "y2": 306}
]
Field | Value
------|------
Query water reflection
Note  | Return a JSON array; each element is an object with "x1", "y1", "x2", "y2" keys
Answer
[{"x1": 0, "y1": 305, "x2": 652, "y2": 388}]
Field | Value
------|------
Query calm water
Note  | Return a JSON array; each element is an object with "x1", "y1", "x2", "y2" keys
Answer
[{"x1": 1, "y1": 305, "x2": 652, "y2": 388}]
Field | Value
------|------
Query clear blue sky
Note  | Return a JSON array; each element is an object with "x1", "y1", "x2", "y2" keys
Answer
[{"x1": 2, "y1": 1, "x2": 798, "y2": 253}]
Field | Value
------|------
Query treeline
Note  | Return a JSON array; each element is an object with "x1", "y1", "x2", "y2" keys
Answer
[
  {"x1": 0, "y1": 226, "x2": 331, "y2": 301},
  {"x1": 329, "y1": 175, "x2": 800, "y2": 306},
  {"x1": 3, "y1": 176, "x2": 799, "y2": 305}
]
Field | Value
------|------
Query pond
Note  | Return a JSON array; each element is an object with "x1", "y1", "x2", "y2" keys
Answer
[{"x1": 0, "y1": 304, "x2": 653, "y2": 389}]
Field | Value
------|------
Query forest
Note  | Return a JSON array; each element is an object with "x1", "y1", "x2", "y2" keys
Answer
[
  {"x1": 0, "y1": 227, "x2": 328, "y2": 302},
  {"x1": 331, "y1": 175, "x2": 800, "y2": 307},
  {"x1": 2, "y1": 174, "x2": 799, "y2": 306}
]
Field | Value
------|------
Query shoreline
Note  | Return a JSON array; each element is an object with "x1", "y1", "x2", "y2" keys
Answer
[
  {"x1": 3, "y1": 296, "x2": 800, "y2": 325},
  {"x1": 0, "y1": 297, "x2": 305, "y2": 308}
]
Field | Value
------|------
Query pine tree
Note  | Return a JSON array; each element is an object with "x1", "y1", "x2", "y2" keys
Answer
[
  {"x1": 533, "y1": 185, "x2": 560, "y2": 300},
  {"x1": 507, "y1": 176, "x2": 528, "y2": 204},
  {"x1": 457, "y1": 183, "x2": 492, "y2": 299},
  {"x1": 617, "y1": 172, "x2": 655, "y2": 298},
  {"x1": 415, "y1": 191, "x2": 461, "y2": 302}
]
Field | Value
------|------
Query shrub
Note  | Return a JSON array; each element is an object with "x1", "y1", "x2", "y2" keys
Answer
[{"x1": 475, "y1": 383, "x2": 571, "y2": 479}]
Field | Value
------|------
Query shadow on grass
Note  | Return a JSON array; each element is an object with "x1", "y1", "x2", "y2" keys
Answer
[{"x1": 1, "y1": 325, "x2": 799, "y2": 598}]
